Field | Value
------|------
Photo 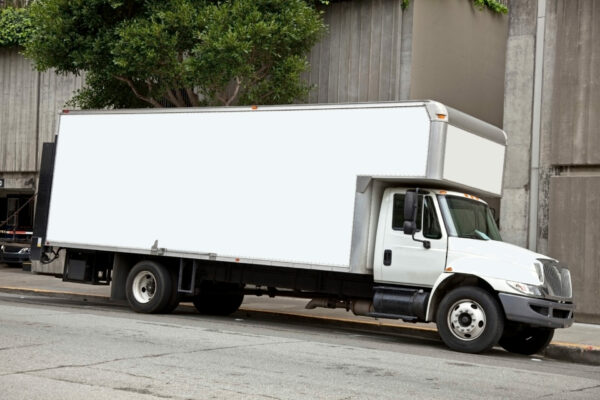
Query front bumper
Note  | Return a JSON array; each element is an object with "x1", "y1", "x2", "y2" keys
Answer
[{"x1": 499, "y1": 293, "x2": 574, "y2": 329}]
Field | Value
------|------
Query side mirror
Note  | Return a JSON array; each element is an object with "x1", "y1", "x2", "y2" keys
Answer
[
  {"x1": 403, "y1": 220, "x2": 416, "y2": 235},
  {"x1": 403, "y1": 191, "x2": 418, "y2": 235}
]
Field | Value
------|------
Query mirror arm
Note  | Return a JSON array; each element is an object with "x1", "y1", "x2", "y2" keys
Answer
[{"x1": 411, "y1": 232, "x2": 431, "y2": 249}]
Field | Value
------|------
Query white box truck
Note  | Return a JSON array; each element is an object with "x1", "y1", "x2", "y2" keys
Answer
[{"x1": 31, "y1": 101, "x2": 574, "y2": 354}]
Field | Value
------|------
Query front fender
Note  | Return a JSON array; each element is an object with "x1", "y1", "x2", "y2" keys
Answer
[{"x1": 425, "y1": 270, "x2": 527, "y2": 321}]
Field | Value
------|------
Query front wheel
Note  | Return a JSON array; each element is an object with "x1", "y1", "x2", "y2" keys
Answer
[
  {"x1": 499, "y1": 326, "x2": 554, "y2": 355},
  {"x1": 436, "y1": 286, "x2": 504, "y2": 353}
]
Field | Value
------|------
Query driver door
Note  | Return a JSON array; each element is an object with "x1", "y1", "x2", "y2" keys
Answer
[{"x1": 377, "y1": 191, "x2": 448, "y2": 287}]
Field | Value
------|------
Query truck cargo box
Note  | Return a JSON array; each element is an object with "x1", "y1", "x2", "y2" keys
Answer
[{"x1": 44, "y1": 102, "x2": 506, "y2": 272}]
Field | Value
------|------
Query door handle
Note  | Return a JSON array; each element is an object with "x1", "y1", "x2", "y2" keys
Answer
[{"x1": 383, "y1": 249, "x2": 392, "y2": 266}]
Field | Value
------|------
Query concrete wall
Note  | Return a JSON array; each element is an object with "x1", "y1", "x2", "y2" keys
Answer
[
  {"x1": 306, "y1": 0, "x2": 508, "y2": 127},
  {"x1": 542, "y1": 0, "x2": 600, "y2": 323},
  {"x1": 0, "y1": 48, "x2": 39, "y2": 174},
  {"x1": 549, "y1": 176, "x2": 600, "y2": 323},
  {"x1": 503, "y1": 0, "x2": 600, "y2": 322},
  {"x1": 0, "y1": 47, "x2": 84, "y2": 274},
  {"x1": 410, "y1": 0, "x2": 508, "y2": 127},
  {"x1": 548, "y1": 0, "x2": 599, "y2": 166},
  {"x1": 306, "y1": 0, "x2": 409, "y2": 103},
  {"x1": 499, "y1": 1, "x2": 537, "y2": 246},
  {"x1": 0, "y1": 48, "x2": 85, "y2": 184}
]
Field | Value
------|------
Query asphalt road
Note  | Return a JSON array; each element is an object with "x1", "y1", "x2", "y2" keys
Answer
[{"x1": 0, "y1": 293, "x2": 599, "y2": 400}]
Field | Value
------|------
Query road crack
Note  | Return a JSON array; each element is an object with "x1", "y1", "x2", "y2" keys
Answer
[
  {"x1": 537, "y1": 383, "x2": 600, "y2": 398},
  {"x1": 0, "y1": 339, "x2": 302, "y2": 377},
  {"x1": 0, "y1": 343, "x2": 46, "y2": 351}
]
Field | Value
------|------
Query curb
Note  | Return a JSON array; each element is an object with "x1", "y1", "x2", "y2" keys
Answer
[
  {"x1": 0, "y1": 286, "x2": 598, "y2": 366},
  {"x1": 237, "y1": 307, "x2": 441, "y2": 342},
  {"x1": 0, "y1": 286, "x2": 115, "y2": 304},
  {"x1": 542, "y1": 342, "x2": 600, "y2": 366}
]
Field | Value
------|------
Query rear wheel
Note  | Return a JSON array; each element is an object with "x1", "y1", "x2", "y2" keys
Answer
[
  {"x1": 499, "y1": 326, "x2": 554, "y2": 355},
  {"x1": 160, "y1": 266, "x2": 180, "y2": 313},
  {"x1": 436, "y1": 286, "x2": 504, "y2": 353},
  {"x1": 125, "y1": 261, "x2": 173, "y2": 313},
  {"x1": 192, "y1": 282, "x2": 244, "y2": 316}
]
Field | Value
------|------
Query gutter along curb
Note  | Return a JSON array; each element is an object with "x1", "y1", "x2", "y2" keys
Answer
[{"x1": 0, "y1": 286, "x2": 597, "y2": 366}]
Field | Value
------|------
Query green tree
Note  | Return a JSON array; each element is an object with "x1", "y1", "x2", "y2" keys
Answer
[
  {"x1": 24, "y1": 0, "x2": 325, "y2": 108},
  {"x1": 0, "y1": 6, "x2": 32, "y2": 47}
]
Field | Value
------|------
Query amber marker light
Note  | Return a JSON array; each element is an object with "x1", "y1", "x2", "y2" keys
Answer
[
  {"x1": 439, "y1": 190, "x2": 447, "y2": 194},
  {"x1": 445, "y1": 267, "x2": 453, "y2": 272},
  {"x1": 251, "y1": 105, "x2": 258, "y2": 110},
  {"x1": 436, "y1": 114, "x2": 446, "y2": 120}
]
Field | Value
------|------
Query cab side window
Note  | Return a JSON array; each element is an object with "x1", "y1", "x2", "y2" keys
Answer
[
  {"x1": 422, "y1": 197, "x2": 442, "y2": 239},
  {"x1": 392, "y1": 194, "x2": 442, "y2": 239}
]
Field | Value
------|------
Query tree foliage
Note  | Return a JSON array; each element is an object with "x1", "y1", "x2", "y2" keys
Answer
[
  {"x1": 24, "y1": 0, "x2": 325, "y2": 108},
  {"x1": 0, "y1": 6, "x2": 32, "y2": 47}
]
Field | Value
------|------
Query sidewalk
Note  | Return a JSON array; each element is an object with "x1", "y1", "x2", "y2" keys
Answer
[{"x1": 1, "y1": 263, "x2": 598, "y2": 365}]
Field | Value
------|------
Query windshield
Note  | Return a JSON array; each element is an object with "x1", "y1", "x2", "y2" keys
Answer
[{"x1": 437, "y1": 195, "x2": 502, "y2": 241}]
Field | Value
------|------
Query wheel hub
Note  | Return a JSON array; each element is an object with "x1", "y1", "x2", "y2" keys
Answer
[
  {"x1": 132, "y1": 271, "x2": 157, "y2": 304},
  {"x1": 459, "y1": 314, "x2": 472, "y2": 326},
  {"x1": 447, "y1": 299, "x2": 486, "y2": 341}
]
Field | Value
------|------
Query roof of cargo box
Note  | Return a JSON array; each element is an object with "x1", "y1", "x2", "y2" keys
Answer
[
  {"x1": 60, "y1": 100, "x2": 507, "y2": 147},
  {"x1": 59, "y1": 101, "x2": 500, "y2": 137}
]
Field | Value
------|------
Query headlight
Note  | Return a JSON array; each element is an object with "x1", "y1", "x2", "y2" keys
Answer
[
  {"x1": 507, "y1": 281, "x2": 543, "y2": 297},
  {"x1": 18, "y1": 247, "x2": 30, "y2": 254},
  {"x1": 533, "y1": 261, "x2": 544, "y2": 284}
]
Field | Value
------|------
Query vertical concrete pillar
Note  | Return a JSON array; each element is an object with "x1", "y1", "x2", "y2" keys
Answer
[{"x1": 500, "y1": 0, "x2": 537, "y2": 247}]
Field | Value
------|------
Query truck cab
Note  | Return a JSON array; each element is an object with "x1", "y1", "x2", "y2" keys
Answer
[{"x1": 373, "y1": 187, "x2": 574, "y2": 353}]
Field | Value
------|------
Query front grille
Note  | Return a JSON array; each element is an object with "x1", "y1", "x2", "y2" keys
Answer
[
  {"x1": 542, "y1": 260, "x2": 572, "y2": 299},
  {"x1": 552, "y1": 309, "x2": 572, "y2": 319}
]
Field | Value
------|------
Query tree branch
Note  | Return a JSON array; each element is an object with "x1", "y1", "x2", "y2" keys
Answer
[
  {"x1": 173, "y1": 87, "x2": 186, "y2": 106},
  {"x1": 185, "y1": 87, "x2": 200, "y2": 107},
  {"x1": 114, "y1": 75, "x2": 163, "y2": 108},
  {"x1": 165, "y1": 88, "x2": 185, "y2": 107},
  {"x1": 224, "y1": 77, "x2": 242, "y2": 106}
]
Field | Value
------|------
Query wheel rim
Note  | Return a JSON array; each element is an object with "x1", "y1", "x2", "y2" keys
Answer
[
  {"x1": 447, "y1": 299, "x2": 487, "y2": 341},
  {"x1": 132, "y1": 270, "x2": 157, "y2": 304}
]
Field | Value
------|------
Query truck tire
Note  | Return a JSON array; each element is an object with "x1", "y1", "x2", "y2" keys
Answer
[
  {"x1": 160, "y1": 267, "x2": 180, "y2": 314},
  {"x1": 125, "y1": 261, "x2": 173, "y2": 313},
  {"x1": 436, "y1": 286, "x2": 504, "y2": 353},
  {"x1": 192, "y1": 282, "x2": 244, "y2": 316},
  {"x1": 499, "y1": 326, "x2": 554, "y2": 355}
]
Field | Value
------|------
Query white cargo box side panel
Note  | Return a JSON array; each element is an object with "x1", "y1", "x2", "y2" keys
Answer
[
  {"x1": 442, "y1": 125, "x2": 505, "y2": 195},
  {"x1": 46, "y1": 106, "x2": 431, "y2": 267}
]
